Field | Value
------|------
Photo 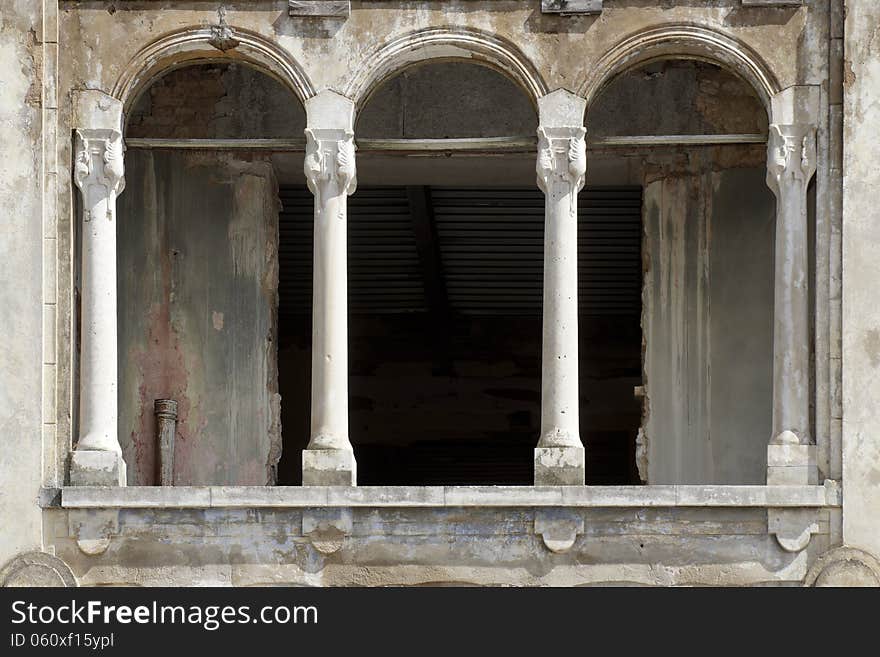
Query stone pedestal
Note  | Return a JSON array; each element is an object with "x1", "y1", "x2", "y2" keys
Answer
[
  {"x1": 302, "y1": 450, "x2": 357, "y2": 486},
  {"x1": 69, "y1": 450, "x2": 125, "y2": 487},
  {"x1": 535, "y1": 447, "x2": 586, "y2": 486},
  {"x1": 767, "y1": 440, "x2": 818, "y2": 485}
]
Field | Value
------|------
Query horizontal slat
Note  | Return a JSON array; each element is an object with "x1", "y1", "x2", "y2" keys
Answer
[{"x1": 279, "y1": 185, "x2": 642, "y2": 316}]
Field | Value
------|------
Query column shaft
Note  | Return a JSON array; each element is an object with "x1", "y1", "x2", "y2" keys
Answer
[
  {"x1": 534, "y1": 115, "x2": 587, "y2": 486},
  {"x1": 301, "y1": 93, "x2": 358, "y2": 485},
  {"x1": 309, "y1": 160, "x2": 350, "y2": 450},
  {"x1": 766, "y1": 122, "x2": 818, "y2": 485},
  {"x1": 540, "y1": 176, "x2": 581, "y2": 448},
  {"x1": 70, "y1": 128, "x2": 126, "y2": 486}
]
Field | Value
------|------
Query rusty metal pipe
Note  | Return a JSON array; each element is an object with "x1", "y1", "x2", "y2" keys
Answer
[{"x1": 154, "y1": 399, "x2": 178, "y2": 486}]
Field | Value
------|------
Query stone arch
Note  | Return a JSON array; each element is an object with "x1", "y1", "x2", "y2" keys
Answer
[
  {"x1": 0, "y1": 551, "x2": 77, "y2": 587},
  {"x1": 579, "y1": 24, "x2": 781, "y2": 116},
  {"x1": 804, "y1": 547, "x2": 880, "y2": 587},
  {"x1": 345, "y1": 26, "x2": 548, "y2": 110},
  {"x1": 111, "y1": 26, "x2": 315, "y2": 116}
]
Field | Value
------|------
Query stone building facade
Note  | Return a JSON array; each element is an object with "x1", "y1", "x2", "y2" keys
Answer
[{"x1": 1, "y1": 0, "x2": 879, "y2": 586}]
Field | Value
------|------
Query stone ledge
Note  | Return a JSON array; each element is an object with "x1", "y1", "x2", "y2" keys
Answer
[{"x1": 53, "y1": 483, "x2": 840, "y2": 510}]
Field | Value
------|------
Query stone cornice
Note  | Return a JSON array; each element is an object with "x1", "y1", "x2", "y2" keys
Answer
[{"x1": 53, "y1": 483, "x2": 840, "y2": 509}]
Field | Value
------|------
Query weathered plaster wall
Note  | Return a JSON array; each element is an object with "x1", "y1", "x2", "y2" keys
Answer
[
  {"x1": 58, "y1": 2, "x2": 817, "y2": 106},
  {"x1": 117, "y1": 150, "x2": 281, "y2": 486},
  {"x1": 643, "y1": 164, "x2": 774, "y2": 484},
  {"x1": 0, "y1": 1, "x2": 45, "y2": 564},
  {"x1": 842, "y1": 0, "x2": 880, "y2": 558},
  {"x1": 708, "y1": 168, "x2": 775, "y2": 481}
]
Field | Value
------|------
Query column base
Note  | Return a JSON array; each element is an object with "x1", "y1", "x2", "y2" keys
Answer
[
  {"x1": 767, "y1": 443, "x2": 818, "y2": 485},
  {"x1": 302, "y1": 449, "x2": 357, "y2": 486},
  {"x1": 534, "y1": 447, "x2": 585, "y2": 486},
  {"x1": 69, "y1": 450, "x2": 126, "y2": 486}
]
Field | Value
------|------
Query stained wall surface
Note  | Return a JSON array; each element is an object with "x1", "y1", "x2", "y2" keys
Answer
[
  {"x1": 644, "y1": 165, "x2": 774, "y2": 484},
  {"x1": 117, "y1": 150, "x2": 281, "y2": 485}
]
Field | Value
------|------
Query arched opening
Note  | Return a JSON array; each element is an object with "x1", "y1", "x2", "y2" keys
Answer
[
  {"x1": 586, "y1": 58, "x2": 774, "y2": 484},
  {"x1": 118, "y1": 62, "x2": 306, "y2": 486},
  {"x1": 278, "y1": 60, "x2": 545, "y2": 485},
  {"x1": 126, "y1": 62, "x2": 306, "y2": 139}
]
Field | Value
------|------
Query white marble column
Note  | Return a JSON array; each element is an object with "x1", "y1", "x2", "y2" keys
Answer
[
  {"x1": 301, "y1": 91, "x2": 358, "y2": 486},
  {"x1": 765, "y1": 86, "x2": 820, "y2": 485},
  {"x1": 534, "y1": 90, "x2": 588, "y2": 485},
  {"x1": 70, "y1": 126, "x2": 127, "y2": 486}
]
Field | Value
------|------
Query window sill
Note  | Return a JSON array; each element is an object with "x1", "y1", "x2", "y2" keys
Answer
[{"x1": 46, "y1": 483, "x2": 840, "y2": 510}]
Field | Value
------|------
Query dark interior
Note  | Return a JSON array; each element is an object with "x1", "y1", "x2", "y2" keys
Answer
[{"x1": 276, "y1": 186, "x2": 643, "y2": 485}]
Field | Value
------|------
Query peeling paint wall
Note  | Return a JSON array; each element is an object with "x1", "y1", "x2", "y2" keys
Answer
[
  {"x1": 117, "y1": 150, "x2": 281, "y2": 485},
  {"x1": 643, "y1": 165, "x2": 774, "y2": 484}
]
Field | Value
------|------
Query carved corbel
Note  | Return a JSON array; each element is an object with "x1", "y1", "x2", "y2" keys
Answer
[
  {"x1": 535, "y1": 509, "x2": 584, "y2": 554},
  {"x1": 302, "y1": 508, "x2": 352, "y2": 555},
  {"x1": 768, "y1": 508, "x2": 820, "y2": 553},
  {"x1": 69, "y1": 509, "x2": 119, "y2": 556}
]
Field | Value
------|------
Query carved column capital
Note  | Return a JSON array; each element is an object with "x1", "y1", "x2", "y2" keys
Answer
[
  {"x1": 303, "y1": 129, "x2": 357, "y2": 205},
  {"x1": 536, "y1": 126, "x2": 587, "y2": 200},
  {"x1": 766, "y1": 123, "x2": 817, "y2": 198},
  {"x1": 74, "y1": 129, "x2": 126, "y2": 217}
]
